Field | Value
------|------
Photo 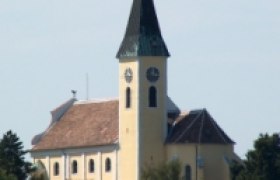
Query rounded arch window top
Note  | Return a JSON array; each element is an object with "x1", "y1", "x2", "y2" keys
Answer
[{"x1": 105, "y1": 158, "x2": 111, "y2": 172}]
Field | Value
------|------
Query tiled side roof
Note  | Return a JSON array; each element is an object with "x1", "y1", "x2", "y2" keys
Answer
[
  {"x1": 166, "y1": 109, "x2": 235, "y2": 144},
  {"x1": 32, "y1": 100, "x2": 119, "y2": 151},
  {"x1": 32, "y1": 98, "x2": 76, "y2": 146},
  {"x1": 32, "y1": 98, "x2": 234, "y2": 151}
]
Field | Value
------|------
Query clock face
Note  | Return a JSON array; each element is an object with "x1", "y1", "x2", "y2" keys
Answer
[
  {"x1": 146, "y1": 67, "x2": 160, "y2": 82},
  {"x1": 124, "y1": 68, "x2": 133, "y2": 83}
]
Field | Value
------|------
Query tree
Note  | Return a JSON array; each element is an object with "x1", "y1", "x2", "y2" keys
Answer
[
  {"x1": 231, "y1": 133, "x2": 280, "y2": 180},
  {"x1": 30, "y1": 160, "x2": 48, "y2": 180},
  {"x1": 142, "y1": 159, "x2": 181, "y2": 180},
  {"x1": 0, "y1": 130, "x2": 32, "y2": 180},
  {"x1": 0, "y1": 168, "x2": 17, "y2": 180}
]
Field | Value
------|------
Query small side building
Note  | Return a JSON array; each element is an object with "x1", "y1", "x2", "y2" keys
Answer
[{"x1": 166, "y1": 109, "x2": 239, "y2": 180}]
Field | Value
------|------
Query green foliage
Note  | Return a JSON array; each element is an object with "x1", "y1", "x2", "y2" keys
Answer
[
  {"x1": 141, "y1": 159, "x2": 181, "y2": 180},
  {"x1": 0, "y1": 168, "x2": 17, "y2": 180},
  {"x1": 231, "y1": 133, "x2": 280, "y2": 180},
  {"x1": 30, "y1": 160, "x2": 49, "y2": 180},
  {"x1": 0, "y1": 130, "x2": 32, "y2": 180}
]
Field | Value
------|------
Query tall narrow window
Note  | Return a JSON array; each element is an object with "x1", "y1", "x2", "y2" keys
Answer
[
  {"x1": 54, "y1": 162, "x2": 59, "y2": 176},
  {"x1": 185, "y1": 165, "x2": 191, "y2": 180},
  {"x1": 149, "y1": 86, "x2": 157, "y2": 107},
  {"x1": 89, "y1": 159, "x2": 95, "y2": 173},
  {"x1": 72, "y1": 160, "x2": 78, "y2": 174},
  {"x1": 126, "y1": 87, "x2": 131, "y2": 108},
  {"x1": 105, "y1": 158, "x2": 111, "y2": 172}
]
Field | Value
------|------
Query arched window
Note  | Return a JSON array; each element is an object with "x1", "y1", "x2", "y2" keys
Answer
[
  {"x1": 72, "y1": 160, "x2": 78, "y2": 174},
  {"x1": 185, "y1": 165, "x2": 191, "y2": 180},
  {"x1": 149, "y1": 86, "x2": 157, "y2": 107},
  {"x1": 54, "y1": 162, "x2": 59, "y2": 176},
  {"x1": 126, "y1": 87, "x2": 131, "y2": 108},
  {"x1": 105, "y1": 158, "x2": 111, "y2": 172},
  {"x1": 89, "y1": 159, "x2": 95, "y2": 173}
]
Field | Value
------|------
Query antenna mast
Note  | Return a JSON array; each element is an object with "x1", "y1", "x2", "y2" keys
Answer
[{"x1": 86, "y1": 73, "x2": 89, "y2": 100}]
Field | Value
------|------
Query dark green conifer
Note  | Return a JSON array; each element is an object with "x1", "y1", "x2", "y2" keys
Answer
[{"x1": 0, "y1": 130, "x2": 31, "y2": 180}]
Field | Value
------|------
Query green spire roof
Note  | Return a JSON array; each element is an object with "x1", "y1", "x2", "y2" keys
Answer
[{"x1": 116, "y1": 0, "x2": 170, "y2": 58}]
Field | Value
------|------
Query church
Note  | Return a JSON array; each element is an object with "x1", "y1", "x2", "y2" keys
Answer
[{"x1": 30, "y1": 0, "x2": 240, "y2": 179}]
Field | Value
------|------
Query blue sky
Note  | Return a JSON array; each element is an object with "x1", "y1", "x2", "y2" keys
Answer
[{"x1": 0, "y1": 0, "x2": 279, "y2": 159}]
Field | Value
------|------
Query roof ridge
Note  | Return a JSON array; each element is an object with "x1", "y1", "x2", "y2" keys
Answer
[
  {"x1": 173, "y1": 110, "x2": 204, "y2": 143},
  {"x1": 32, "y1": 98, "x2": 76, "y2": 146},
  {"x1": 75, "y1": 98, "x2": 119, "y2": 105},
  {"x1": 51, "y1": 98, "x2": 76, "y2": 112},
  {"x1": 198, "y1": 111, "x2": 205, "y2": 144},
  {"x1": 207, "y1": 112, "x2": 228, "y2": 143}
]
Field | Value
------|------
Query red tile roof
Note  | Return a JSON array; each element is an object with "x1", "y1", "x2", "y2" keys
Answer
[
  {"x1": 32, "y1": 100, "x2": 119, "y2": 151},
  {"x1": 32, "y1": 99, "x2": 234, "y2": 151}
]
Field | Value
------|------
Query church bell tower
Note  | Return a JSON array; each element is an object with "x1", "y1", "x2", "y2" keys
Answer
[{"x1": 117, "y1": 0, "x2": 170, "y2": 179}]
